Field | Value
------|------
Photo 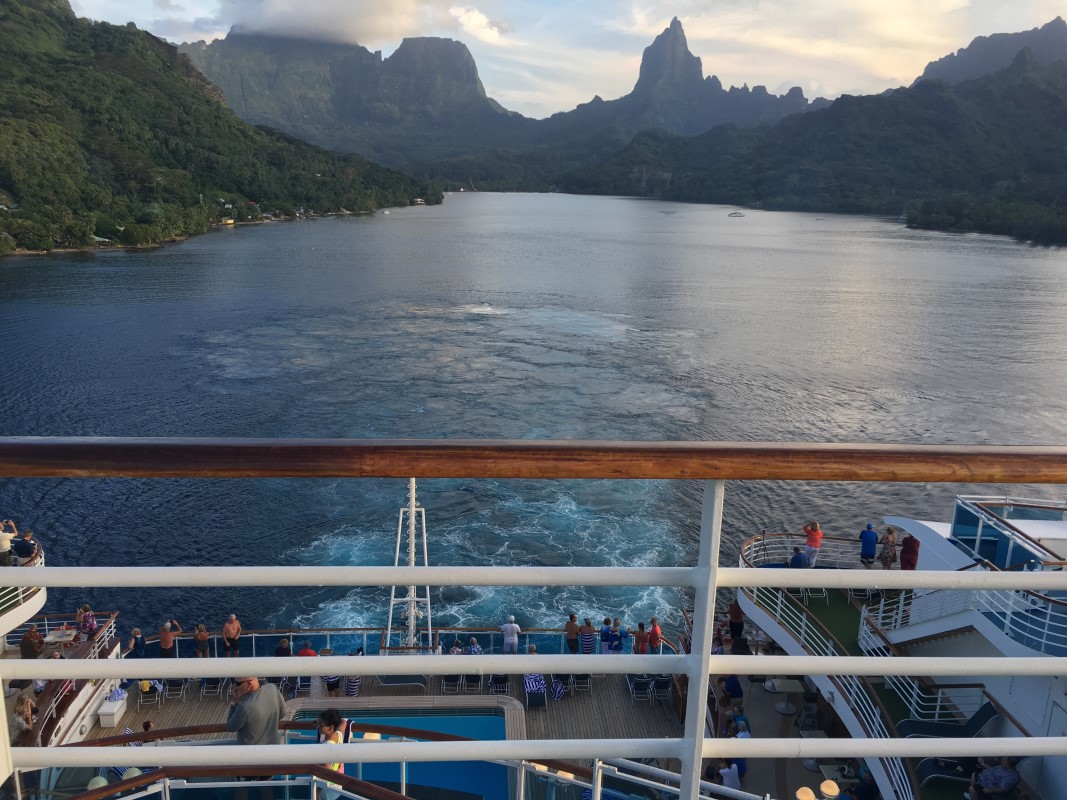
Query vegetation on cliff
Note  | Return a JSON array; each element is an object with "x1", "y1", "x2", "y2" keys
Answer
[
  {"x1": 0, "y1": 1, "x2": 439, "y2": 254},
  {"x1": 562, "y1": 53, "x2": 1067, "y2": 244}
]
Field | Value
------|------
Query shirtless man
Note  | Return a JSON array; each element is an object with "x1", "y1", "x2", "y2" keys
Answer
[
  {"x1": 222, "y1": 614, "x2": 242, "y2": 657},
  {"x1": 158, "y1": 619, "x2": 182, "y2": 658}
]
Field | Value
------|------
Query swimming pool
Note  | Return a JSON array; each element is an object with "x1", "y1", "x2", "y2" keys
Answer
[{"x1": 294, "y1": 707, "x2": 508, "y2": 800}]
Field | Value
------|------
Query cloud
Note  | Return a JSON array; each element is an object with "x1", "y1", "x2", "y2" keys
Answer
[
  {"x1": 209, "y1": 0, "x2": 496, "y2": 46},
  {"x1": 152, "y1": 0, "x2": 183, "y2": 11},
  {"x1": 448, "y1": 6, "x2": 513, "y2": 46}
]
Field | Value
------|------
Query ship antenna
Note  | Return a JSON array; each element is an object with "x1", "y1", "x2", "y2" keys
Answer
[{"x1": 385, "y1": 478, "x2": 433, "y2": 653}]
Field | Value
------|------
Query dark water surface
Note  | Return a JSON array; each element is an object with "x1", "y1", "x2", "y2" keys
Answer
[{"x1": 2, "y1": 193, "x2": 1066, "y2": 632}]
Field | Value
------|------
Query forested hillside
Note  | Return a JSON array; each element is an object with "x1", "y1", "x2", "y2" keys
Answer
[
  {"x1": 0, "y1": 0, "x2": 438, "y2": 253},
  {"x1": 563, "y1": 52, "x2": 1067, "y2": 244}
]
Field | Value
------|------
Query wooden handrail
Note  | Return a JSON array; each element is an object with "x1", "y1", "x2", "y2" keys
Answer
[{"x1": 2, "y1": 438, "x2": 1067, "y2": 482}]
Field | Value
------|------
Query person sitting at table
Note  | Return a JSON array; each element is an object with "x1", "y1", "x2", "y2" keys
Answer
[
  {"x1": 789, "y1": 546, "x2": 809, "y2": 569},
  {"x1": 967, "y1": 756, "x2": 1020, "y2": 799},
  {"x1": 725, "y1": 704, "x2": 749, "y2": 737},
  {"x1": 718, "y1": 674, "x2": 744, "y2": 705},
  {"x1": 20, "y1": 625, "x2": 44, "y2": 659},
  {"x1": 732, "y1": 720, "x2": 751, "y2": 780}
]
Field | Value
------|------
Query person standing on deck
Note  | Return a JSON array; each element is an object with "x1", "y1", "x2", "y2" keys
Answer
[
  {"x1": 222, "y1": 614, "x2": 242, "y2": 657},
  {"x1": 802, "y1": 521, "x2": 823, "y2": 568},
  {"x1": 0, "y1": 520, "x2": 18, "y2": 567},
  {"x1": 859, "y1": 523, "x2": 879, "y2": 568},
  {"x1": 727, "y1": 596, "x2": 745, "y2": 640},
  {"x1": 13, "y1": 529, "x2": 39, "y2": 565},
  {"x1": 608, "y1": 618, "x2": 630, "y2": 653},
  {"x1": 900, "y1": 533, "x2": 920, "y2": 570},
  {"x1": 879, "y1": 526, "x2": 898, "y2": 570},
  {"x1": 157, "y1": 620, "x2": 181, "y2": 658},
  {"x1": 564, "y1": 613, "x2": 580, "y2": 654},
  {"x1": 599, "y1": 617, "x2": 612, "y2": 654},
  {"x1": 226, "y1": 676, "x2": 286, "y2": 797},
  {"x1": 501, "y1": 615, "x2": 521, "y2": 654},
  {"x1": 632, "y1": 621, "x2": 649, "y2": 654},
  {"x1": 648, "y1": 616, "x2": 663, "y2": 654},
  {"x1": 125, "y1": 628, "x2": 147, "y2": 659},
  {"x1": 578, "y1": 618, "x2": 597, "y2": 654}
]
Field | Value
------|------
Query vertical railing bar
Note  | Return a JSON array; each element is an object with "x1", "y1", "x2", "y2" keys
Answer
[{"x1": 679, "y1": 479, "x2": 724, "y2": 800}]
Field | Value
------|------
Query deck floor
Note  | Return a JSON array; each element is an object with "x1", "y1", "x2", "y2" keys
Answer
[{"x1": 86, "y1": 673, "x2": 682, "y2": 744}]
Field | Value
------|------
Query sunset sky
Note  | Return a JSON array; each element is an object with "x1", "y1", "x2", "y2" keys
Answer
[{"x1": 70, "y1": 0, "x2": 1064, "y2": 118}]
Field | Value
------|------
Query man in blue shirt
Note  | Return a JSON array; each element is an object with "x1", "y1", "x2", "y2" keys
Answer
[
  {"x1": 859, "y1": 523, "x2": 879, "y2": 568},
  {"x1": 788, "y1": 546, "x2": 809, "y2": 569}
]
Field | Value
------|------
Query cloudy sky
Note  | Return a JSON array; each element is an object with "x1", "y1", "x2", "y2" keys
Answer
[{"x1": 70, "y1": 0, "x2": 1064, "y2": 119}]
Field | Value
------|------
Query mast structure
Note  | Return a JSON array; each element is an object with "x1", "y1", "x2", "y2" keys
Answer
[{"x1": 385, "y1": 478, "x2": 433, "y2": 652}]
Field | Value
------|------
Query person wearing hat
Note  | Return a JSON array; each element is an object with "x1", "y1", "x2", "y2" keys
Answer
[
  {"x1": 859, "y1": 522, "x2": 879, "y2": 568},
  {"x1": 501, "y1": 615, "x2": 521, "y2": 654}
]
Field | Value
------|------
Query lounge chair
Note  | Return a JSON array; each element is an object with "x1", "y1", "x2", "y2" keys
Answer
[
  {"x1": 916, "y1": 758, "x2": 972, "y2": 788},
  {"x1": 524, "y1": 674, "x2": 547, "y2": 709},
  {"x1": 375, "y1": 675, "x2": 429, "y2": 693},
  {"x1": 572, "y1": 674, "x2": 592, "y2": 693},
  {"x1": 896, "y1": 701, "x2": 999, "y2": 738},
  {"x1": 441, "y1": 674, "x2": 462, "y2": 694},
  {"x1": 162, "y1": 678, "x2": 187, "y2": 702},
  {"x1": 137, "y1": 680, "x2": 164, "y2": 709},
  {"x1": 464, "y1": 674, "x2": 483, "y2": 693},
  {"x1": 626, "y1": 674, "x2": 653, "y2": 704},
  {"x1": 199, "y1": 676, "x2": 225, "y2": 699},
  {"x1": 652, "y1": 674, "x2": 673, "y2": 702},
  {"x1": 489, "y1": 674, "x2": 510, "y2": 695}
]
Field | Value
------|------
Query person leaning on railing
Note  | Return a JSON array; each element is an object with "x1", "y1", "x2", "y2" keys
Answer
[{"x1": 12, "y1": 529, "x2": 38, "y2": 565}]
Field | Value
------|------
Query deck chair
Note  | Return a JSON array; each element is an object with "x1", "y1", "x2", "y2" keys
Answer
[
  {"x1": 291, "y1": 676, "x2": 311, "y2": 697},
  {"x1": 442, "y1": 675, "x2": 462, "y2": 694},
  {"x1": 896, "y1": 701, "x2": 999, "y2": 738},
  {"x1": 652, "y1": 674, "x2": 673, "y2": 702},
  {"x1": 524, "y1": 674, "x2": 548, "y2": 709},
  {"x1": 137, "y1": 680, "x2": 164, "y2": 709},
  {"x1": 804, "y1": 585, "x2": 829, "y2": 605},
  {"x1": 626, "y1": 674, "x2": 653, "y2": 704},
  {"x1": 572, "y1": 674, "x2": 592, "y2": 693},
  {"x1": 162, "y1": 678, "x2": 187, "y2": 702},
  {"x1": 464, "y1": 674, "x2": 483, "y2": 693},
  {"x1": 489, "y1": 674, "x2": 510, "y2": 695},
  {"x1": 916, "y1": 758, "x2": 972, "y2": 788},
  {"x1": 200, "y1": 676, "x2": 226, "y2": 700}
]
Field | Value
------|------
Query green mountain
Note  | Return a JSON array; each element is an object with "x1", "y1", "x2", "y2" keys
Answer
[
  {"x1": 915, "y1": 16, "x2": 1067, "y2": 85},
  {"x1": 562, "y1": 52, "x2": 1067, "y2": 244},
  {"x1": 180, "y1": 18, "x2": 824, "y2": 184},
  {"x1": 0, "y1": 0, "x2": 439, "y2": 254}
]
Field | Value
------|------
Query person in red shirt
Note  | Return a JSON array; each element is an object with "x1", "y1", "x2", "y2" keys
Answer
[
  {"x1": 802, "y1": 521, "x2": 824, "y2": 568},
  {"x1": 648, "y1": 616, "x2": 663, "y2": 654},
  {"x1": 900, "y1": 534, "x2": 921, "y2": 570}
]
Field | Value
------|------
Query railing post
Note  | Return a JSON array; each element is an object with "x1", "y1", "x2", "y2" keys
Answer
[{"x1": 679, "y1": 479, "x2": 724, "y2": 800}]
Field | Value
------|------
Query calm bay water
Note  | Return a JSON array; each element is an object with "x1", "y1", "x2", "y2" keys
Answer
[{"x1": 2, "y1": 192, "x2": 1066, "y2": 634}]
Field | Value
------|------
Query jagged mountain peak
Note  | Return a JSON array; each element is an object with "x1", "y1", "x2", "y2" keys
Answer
[
  {"x1": 632, "y1": 17, "x2": 704, "y2": 97},
  {"x1": 915, "y1": 16, "x2": 1067, "y2": 85}
]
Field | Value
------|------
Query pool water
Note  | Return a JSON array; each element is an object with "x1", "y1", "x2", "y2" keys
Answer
[{"x1": 295, "y1": 708, "x2": 508, "y2": 800}]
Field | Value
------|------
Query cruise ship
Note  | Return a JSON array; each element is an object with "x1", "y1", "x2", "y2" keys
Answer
[{"x1": 2, "y1": 438, "x2": 1066, "y2": 800}]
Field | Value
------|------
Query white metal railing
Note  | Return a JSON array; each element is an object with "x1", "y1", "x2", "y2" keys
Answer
[
  {"x1": 2, "y1": 449, "x2": 1067, "y2": 800},
  {"x1": 858, "y1": 616, "x2": 985, "y2": 722},
  {"x1": 0, "y1": 549, "x2": 44, "y2": 617},
  {"x1": 868, "y1": 570, "x2": 1067, "y2": 655},
  {"x1": 746, "y1": 585, "x2": 914, "y2": 800}
]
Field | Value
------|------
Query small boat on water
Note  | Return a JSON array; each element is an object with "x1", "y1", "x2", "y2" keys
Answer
[{"x1": 728, "y1": 211, "x2": 745, "y2": 217}]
